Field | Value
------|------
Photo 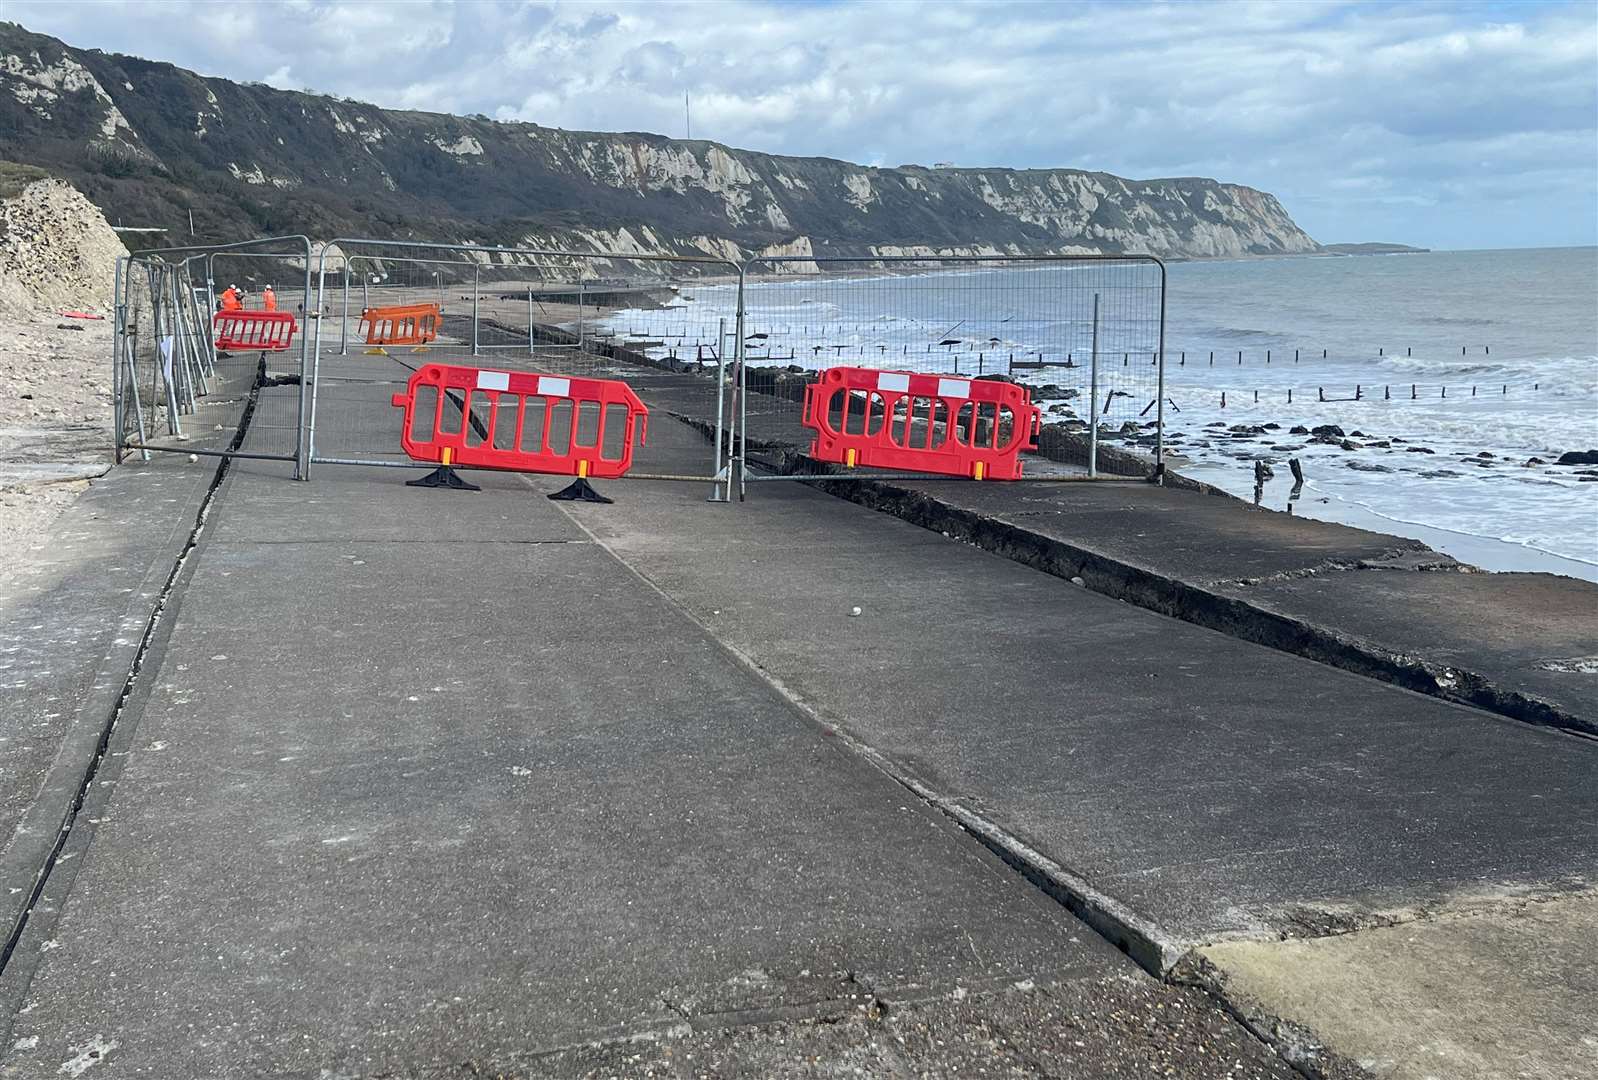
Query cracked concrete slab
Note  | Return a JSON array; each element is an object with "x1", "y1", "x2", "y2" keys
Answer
[
  {"x1": 0, "y1": 355, "x2": 260, "y2": 954},
  {"x1": 1214, "y1": 568, "x2": 1598, "y2": 728},
  {"x1": 0, "y1": 459, "x2": 216, "y2": 938},
  {"x1": 1198, "y1": 891, "x2": 1598, "y2": 1080},
  {"x1": 806, "y1": 473, "x2": 1595, "y2": 733},
  {"x1": 694, "y1": 373, "x2": 1595, "y2": 733},
  {"x1": 559, "y1": 430, "x2": 1598, "y2": 964}
]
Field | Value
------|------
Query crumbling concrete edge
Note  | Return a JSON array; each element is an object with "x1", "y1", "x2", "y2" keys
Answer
[
  {"x1": 805, "y1": 475, "x2": 1594, "y2": 739},
  {"x1": 661, "y1": 412, "x2": 1591, "y2": 734},
  {"x1": 1169, "y1": 952, "x2": 1375, "y2": 1080}
]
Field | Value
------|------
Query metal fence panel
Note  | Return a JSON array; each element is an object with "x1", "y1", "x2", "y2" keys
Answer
[
  {"x1": 306, "y1": 240, "x2": 739, "y2": 493},
  {"x1": 113, "y1": 236, "x2": 313, "y2": 469},
  {"x1": 735, "y1": 255, "x2": 1166, "y2": 484}
]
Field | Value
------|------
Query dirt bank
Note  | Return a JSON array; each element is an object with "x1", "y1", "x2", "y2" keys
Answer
[{"x1": 0, "y1": 171, "x2": 125, "y2": 556}]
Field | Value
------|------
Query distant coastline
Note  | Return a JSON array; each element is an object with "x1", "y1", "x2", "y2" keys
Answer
[{"x1": 1319, "y1": 242, "x2": 1431, "y2": 255}]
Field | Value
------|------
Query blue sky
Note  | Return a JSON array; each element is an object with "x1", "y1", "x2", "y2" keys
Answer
[{"x1": 9, "y1": 0, "x2": 1597, "y2": 249}]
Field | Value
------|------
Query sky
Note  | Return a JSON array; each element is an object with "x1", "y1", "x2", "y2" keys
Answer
[{"x1": 8, "y1": 0, "x2": 1597, "y2": 250}]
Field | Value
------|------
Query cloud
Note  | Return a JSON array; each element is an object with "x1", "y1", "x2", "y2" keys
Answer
[{"x1": 8, "y1": 0, "x2": 1595, "y2": 248}]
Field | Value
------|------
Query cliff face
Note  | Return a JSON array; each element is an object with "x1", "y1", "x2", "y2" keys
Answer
[{"x1": 0, "y1": 22, "x2": 1319, "y2": 262}]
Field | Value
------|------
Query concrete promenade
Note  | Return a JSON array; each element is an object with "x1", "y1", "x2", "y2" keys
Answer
[
  {"x1": 698, "y1": 381, "x2": 1598, "y2": 735},
  {"x1": 2, "y1": 389, "x2": 1594, "y2": 1077}
]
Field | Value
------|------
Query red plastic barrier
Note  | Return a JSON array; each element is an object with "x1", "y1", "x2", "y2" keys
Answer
[
  {"x1": 213, "y1": 310, "x2": 297, "y2": 352},
  {"x1": 360, "y1": 303, "x2": 440, "y2": 346},
  {"x1": 801, "y1": 367, "x2": 1041, "y2": 480},
  {"x1": 390, "y1": 363, "x2": 649, "y2": 479}
]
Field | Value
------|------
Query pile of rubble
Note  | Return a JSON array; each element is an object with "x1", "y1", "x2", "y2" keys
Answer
[{"x1": 0, "y1": 176, "x2": 127, "y2": 554}]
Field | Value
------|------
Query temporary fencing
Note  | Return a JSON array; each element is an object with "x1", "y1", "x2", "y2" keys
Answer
[
  {"x1": 114, "y1": 235, "x2": 314, "y2": 471},
  {"x1": 305, "y1": 239, "x2": 740, "y2": 494},
  {"x1": 802, "y1": 367, "x2": 1041, "y2": 480},
  {"x1": 113, "y1": 239, "x2": 1169, "y2": 498},
  {"x1": 736, "y1": 255, "x2": 1166, "y2": 485},
  {"x1": 391, "y1": 362, "x2": 648, "y2": 480},
  {"x1": 360, "y1": 303, "x2": 440, "y2": 346},
  {"x1": 213, "y1": 310, "x2": 297, "y2": 352}
]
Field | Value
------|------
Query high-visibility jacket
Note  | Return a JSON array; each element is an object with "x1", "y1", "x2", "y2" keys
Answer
[
  {"x1": 220, "y1": 288, "x2": 241, "y2": 311},
  {"x1": 262, "y1": 288, "x2": 277, "y2": 312}
]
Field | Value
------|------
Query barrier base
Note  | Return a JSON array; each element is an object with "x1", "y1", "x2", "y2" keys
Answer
[
  {"x1": 548, "y1": 477, "x2": 613, "y2": 504},
  {"x1": 405, "y1": 465, "x2": 480, "y2": 491}
]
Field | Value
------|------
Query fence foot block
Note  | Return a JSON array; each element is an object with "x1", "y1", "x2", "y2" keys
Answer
[
  {"x1": 406, "y1": 465, "x2": 480, "y2": 491},
  {"x1": 548, "y1": 477, "x2": 614, "y2": 504}
]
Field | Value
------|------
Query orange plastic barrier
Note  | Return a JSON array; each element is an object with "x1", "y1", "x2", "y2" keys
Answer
[
  {"x1": 801, "y1": 367, "x2": 1041, "y2": 479},
  {"x1": 360, "y1": 303, "x2": 440, "y2": 346},
  {"x1": 391, "y1": 363, "x2": 648, "y2": 479},
  {"x1": 213, "y1": 310, "x2": 297, "y2": 352}
]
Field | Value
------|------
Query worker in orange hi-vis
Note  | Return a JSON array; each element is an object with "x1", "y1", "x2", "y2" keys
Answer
[
  {"x1": 219, "y1": 284, "x2": 241, "y2": 311},
  {"x1": 262, "y1": 284, "x2": 277, "y2": 311}
]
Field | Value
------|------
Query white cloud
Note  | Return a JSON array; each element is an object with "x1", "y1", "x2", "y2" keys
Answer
[{"x1": 7, "y1": 0, "x2": 1595, "y2": 248}]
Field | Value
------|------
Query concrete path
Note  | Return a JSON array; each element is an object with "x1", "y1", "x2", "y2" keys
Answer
[
  {"x1": 705, "y1": 376, "x2": 1598, "y2": 733},
  {"x1": 863, "y1": 477, "x2": 1598, "y2": 733},
  {"x1": 564, "y1": 439, "x2": 1598, "y2": 960},
  {"x1": 0, "y1": 457, "x2": 1304, "y2": 1078},
  {"x1": 0, "y1": 420, "x2": 245, "y2": 969},
  {"x1": 6, "y1": 361, "x2": 1593, "y2": 1077}
]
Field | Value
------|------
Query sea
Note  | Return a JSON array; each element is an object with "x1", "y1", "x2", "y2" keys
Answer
[
  {"x1": 610, "y1": 247, "x2": 1598, "y2": 579},
  {"x1": 1159, "y1": 247, "x2": 1598, "y2": 579}
]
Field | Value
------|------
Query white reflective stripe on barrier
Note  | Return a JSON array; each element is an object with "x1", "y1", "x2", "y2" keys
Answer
[
  {"x1": 476, "y1": 370, "x2": 510, "y2": 392},
  {"x1": 877, "y1": 372, "x2": 910, "y2": 393},
  {"x1": 537, "y1": 376, "x2": 570, "y2": 396},
  {"x1": 938, "y1": 378, "x2": 971, "y2": 399}
]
